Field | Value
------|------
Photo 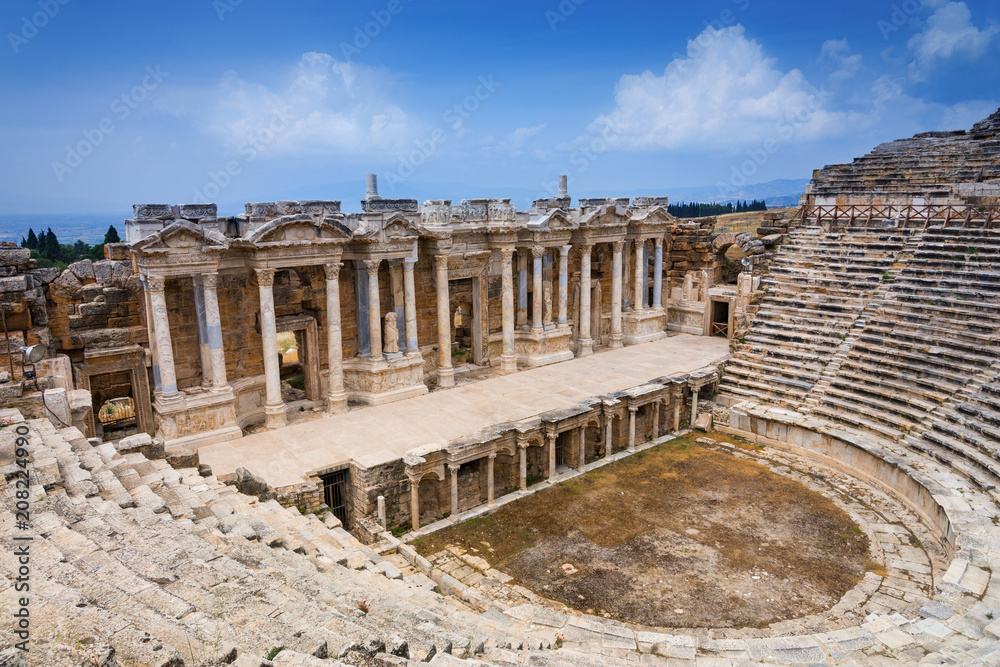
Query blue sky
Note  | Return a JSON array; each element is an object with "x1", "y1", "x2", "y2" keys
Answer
[{"x1": 1, "y1": 0, "x2": 997, "y2": 215}]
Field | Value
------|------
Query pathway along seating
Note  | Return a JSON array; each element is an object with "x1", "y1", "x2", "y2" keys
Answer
[{"x1": 719, "y1": 226, "x2": 911, "y2": 408}]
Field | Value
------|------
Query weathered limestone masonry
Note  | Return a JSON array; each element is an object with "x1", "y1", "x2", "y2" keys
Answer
[{"x1": 114, "y1": 177, "x2": 750, "y2": 458}]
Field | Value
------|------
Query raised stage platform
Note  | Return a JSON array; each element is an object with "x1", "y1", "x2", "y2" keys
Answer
[{"x1": 198, "y1": 334, "x2": 730, "y2": 489}]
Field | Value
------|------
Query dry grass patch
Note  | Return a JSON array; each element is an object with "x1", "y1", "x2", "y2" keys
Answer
[{"x1": 414, "y1": 433, "x2": 871, "y2": 629}]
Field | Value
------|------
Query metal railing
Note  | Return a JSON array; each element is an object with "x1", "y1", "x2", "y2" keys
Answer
[{"x1": 797, "y1": 204, "x2": 1000, "y2": 229}]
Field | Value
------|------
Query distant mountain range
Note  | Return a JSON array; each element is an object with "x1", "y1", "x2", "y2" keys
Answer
[{"x1": 0, "y1": 178, "x2": 810, "y2": 243}]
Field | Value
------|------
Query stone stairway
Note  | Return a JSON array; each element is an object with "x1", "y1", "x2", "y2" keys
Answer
[
  {"x1": 719, "y1": 227, "x2": 912, "y2": 408},
  {"x1": 809, "y1": 228, "x2": 1000, "y2": 441},
  {"x1": 0, "y1": 414, "x2": 583, "y2": 667}
]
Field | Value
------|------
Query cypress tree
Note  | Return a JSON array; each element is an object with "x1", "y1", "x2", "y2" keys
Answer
[{"x1": 104, "y1": 225, "x2": 121, "y2": 244}]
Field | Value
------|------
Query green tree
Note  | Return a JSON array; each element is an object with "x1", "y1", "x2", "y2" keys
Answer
[
  {"x1": 24, "y1": 228, "x2": 38, "y2": 249},
  {"x1": 44, "y1": 228, "x2": 61, "y2": 261},
  {"x1": 103, "y1": 225, "x2": 121, "y2": 244}
]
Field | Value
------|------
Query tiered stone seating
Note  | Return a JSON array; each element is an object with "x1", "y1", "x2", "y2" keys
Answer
[
  {"x1": 719, "y1": 226, "x2": 911, "y2": 408},
  {"x1": 808, "y1": 110, "x2": 1000, "y2": 201},
  {"x1": 0, "y1": 415, "x2": 589, "y2": 667},
  {"x1": 810, "y1": 228, "x2": 1000, "y2": 440}
]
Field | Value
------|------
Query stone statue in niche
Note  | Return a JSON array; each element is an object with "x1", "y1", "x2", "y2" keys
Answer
[
  {"x1": 543, "y1": 282, "x2": 553, "y2": 324},
  {"x1": 384, "y1": 312, "x2": 400, "y2": 355}
]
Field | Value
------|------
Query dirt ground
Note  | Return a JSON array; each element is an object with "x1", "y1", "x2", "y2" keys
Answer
[{"x1": 413, "y1": 434, "x2": 871, "y2": 629}]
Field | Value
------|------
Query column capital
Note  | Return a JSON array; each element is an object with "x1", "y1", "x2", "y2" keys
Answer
[
  {"x1": 434, "y1": 254, "x2": 450, "y2": 268},
  {"x1": 448, "y1": 463, "x2": 461, "y2": 473},
  {"x1": 654, "y1": 236, "x2": 664, "y2": 248},
  {"x1": 546, "y1": 429, "x2": 558, "y2": 442},
  {"x1": 612, "y1": 240, "x2": 625, "y2": 253},
  {"x1": 516, "y1": 436, "x2": 530, "y2": 449},
  {"x1": 531, "y1": 245, "x2": 545, "y2": 259},
  {"x1": 579, "y1": 242, "x2": 594, "y2": 253},
  {"x1": 146, "y1": 274, "x2": 166, "y2": 292},
  {"x1": 559, "y1": 244, "x2": 571, "y2": 256},
  {"x1": 324, "y1": 261, "x2": 343, "y2": 279},
  {"x1": 402, "y1": 256, "x2": 417, "y2": 269},
  {"x1": 364, "y1": 258, "x2": 381, "y2": 275},
  {"x1": 488, "y1": 452, "x2": 498, "y2": 461},
  {"x1": 201, "y1": 272, "x2": 219, "y2": 289},
  {"x1": 255, "y1": 268, "x2": 275, "y2": 287},
  {"x1": 629, "y1": 405, "x2": 639, "y2": 414},
  {"x1": 499, "y1": 246, "x2": 515, "y2": 263}
]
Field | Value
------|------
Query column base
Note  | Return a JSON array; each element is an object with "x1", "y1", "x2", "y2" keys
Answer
[
  {"x1": 499, "y1": 354, "x2": 518, "y2": 373},
  {"x1": 325, "y1": 391, "x2": 349, "y2": 414},
  {"x1": 438, "y1": 367, "x2": 456, "y2": 388},
  {"x1": 264, "y1": 402, "x2": 288, "y2": 429},
  {"x1": 576, "y1": 338, "x2": 594, "y2": 357},
  {"x1": 609, "y1": 334, "x2": 624, "y2": 349}
]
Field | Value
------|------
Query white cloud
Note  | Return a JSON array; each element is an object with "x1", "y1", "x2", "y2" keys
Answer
[
  {"x1": 588, "y1": 25, "x2": 850, "y2": 151},
  {"x1": 908, "y1": 2, "x2": 998, "y2": 74},
  {"x1": 201, "y1": 52, "x2": 419, "y2": 157},
  {"x1": 821, "y1": 39, "x2": 863, "y2": 81},
  {"x1": 480, "y1": 124, "x2": 547, "y2": 157}
]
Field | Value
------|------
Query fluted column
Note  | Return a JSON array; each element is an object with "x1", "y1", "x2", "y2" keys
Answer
[
  {"x1": 256, "y1": 268, "x2": 286, "y2": 429},
  {"x1": 652, "y1": 400, "x2": 660, "y2": 440},
  {"x1": 517, "y1": 435, "x2": 528, "y2": 490},
  {"x1": 531, "y1": 247, "x2": 544, "y2": 333},
  {"x1": 435, "y1": 254, "x2": 455, "y2": 387},
  {"x1": 604, "y1": 411, "x2": 614, "y2": 459},
  {"x1": 633, "y1": 239, "x2": 645, "y2": 310},
  {"x1": 499, "y1": 247, "x2": 517, "y2": 372},
  {"x1": 402, "y1": 258, "x2": 419, "y2": 355},
  {"x1": 577, "y1": 425, "x2": 587, "y2": 469},
  {"x1": 558, "y1": 245, "x2": 570, "y2": 328},
  {"x1": 409, "y1": 474, "x2": 420, "y2": 532},
  {"x1": 449, "y1": 464, "x2": 460, "y2": 517},
  {"x1": 547, "y1": 430, "x2": 558, "y2": 479},
  {"x1": 202, "y1": 273, "x2": 228, "y2": 391},
  {"x1": 610, "y1": 241, "x2": 624, "y2": 348},
  {"x1": 578, "y1": 244, "x2": 593, "y2": 356},
  {"x1": 365, "y1": 260, "x2": 383, "y2": 363},
  {"x1": 628, "y1": 405, "x2": 637, "y2": 451},
  {"x1": 324, "y1": 262, "x2": 347, "y2": 413},
  {"x1": 147, "y1": 275, "x2": 178, "y2": 399},
  {"x1": 487, "y1": 453, "x2": 497, "y2": 506},
  {"x1": 653, "y1": 238, "x2": 664, "y2": 309}
]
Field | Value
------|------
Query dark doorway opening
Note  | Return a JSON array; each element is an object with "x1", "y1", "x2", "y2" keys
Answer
[
  {"x1": 320, "y1": 469, "x2": 350, "y2": 527},
  {"x1": 711, "y1": 300, "x2": 730, "y2": 338}
]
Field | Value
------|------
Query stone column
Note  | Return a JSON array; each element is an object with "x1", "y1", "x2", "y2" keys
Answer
[
  {"x1": 449, "y1": 464, "x2": 461, "y2": 517},
  {"x1": 653, "y1": 238, "x2": 664, "y2": 309},
  {"x1": 402, "y1": 258, "x2": 419, "y2": 354},
  {"x1": 558, "y1": 245, "x2": 570, "y2": 327},
  {"x1": 547, "y1": 430, "x2": 557, "y2": 479},
  {"x1": 202, "y1": 273, "x2": 228, "y2": 391},
  {"x1": 634, "y1": 239, "x2": 645, "y2": 310},
  {"x1": 517, "y1": 435, "x2": 528, "y2": 490},
  {"x1": 577, "y1": 425, "x2": 587, "y2": 469},
  {"x1": 516, "y1": 252, "x2": 528, "y2": 329},
  {"x1": 691, "y1": 386, "x2": 701, "y2": 427},
  {"x1": 531, "y1": 247, "x2": 544, "y2": 333},
  {"x1": 147, "y1": 275, "x2": 178, "y2": 398},
  {"x1": 628, "y1": 405, "x2": 638, "y2": 451},
  {"x1": 324, "y1": 262, "x2": 348, "y2": 413},
  {"x1": 192, "y1": 276, "x2": 213, "y2": 390},
  {"x1": 435, "y1": 255, "x2": 455, "y2": 387},
  {"x1": 652, "y1": 400, "x2": 660, "y2": 440},
  {"x1": 365, "y1": 260, "x2": 383, "y2": 363},
  {"x1": 487, "y1": 453, "x2": 497, "y2": 506},
  {"x1": 499, "y1": 248, "x2": 517, "y2": 372},
  {"x1": 408, "y1": 474, "x2": 420, "y2": 532},
  {"x1": 256, "y1": 268, "x2": 286, "y2": 429},
  {"x1": 577, "y1": 244, "x2": 593, "y2": 356},
  {"x1": 672, "y1": 386, "x2": 683, "y2": 432},
  {"x1": 610, "y1": 241, "x2": 624, "y2": 348},
  {"x1": 605, "y1": 412, "x2": 614, "y2": 459}
]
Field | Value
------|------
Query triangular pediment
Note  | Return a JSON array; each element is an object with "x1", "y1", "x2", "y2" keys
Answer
[
  {"x1": 380, "y1": 212, "x2": 422, "y2": 240},
  {"x1": 631, "y1": 206, "x2": 674, "y2": 226},
  {"x1": 134, "y1": 221, "x2": 226, "y2": 255},
  {"x1": 528, "y1": 209, "x2": 577, "y2": 230}
]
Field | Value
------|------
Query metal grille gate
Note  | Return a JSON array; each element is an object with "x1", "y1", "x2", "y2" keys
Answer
[{"x1": 320, "y1": 469, "x2": 349, "y2": 528}]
